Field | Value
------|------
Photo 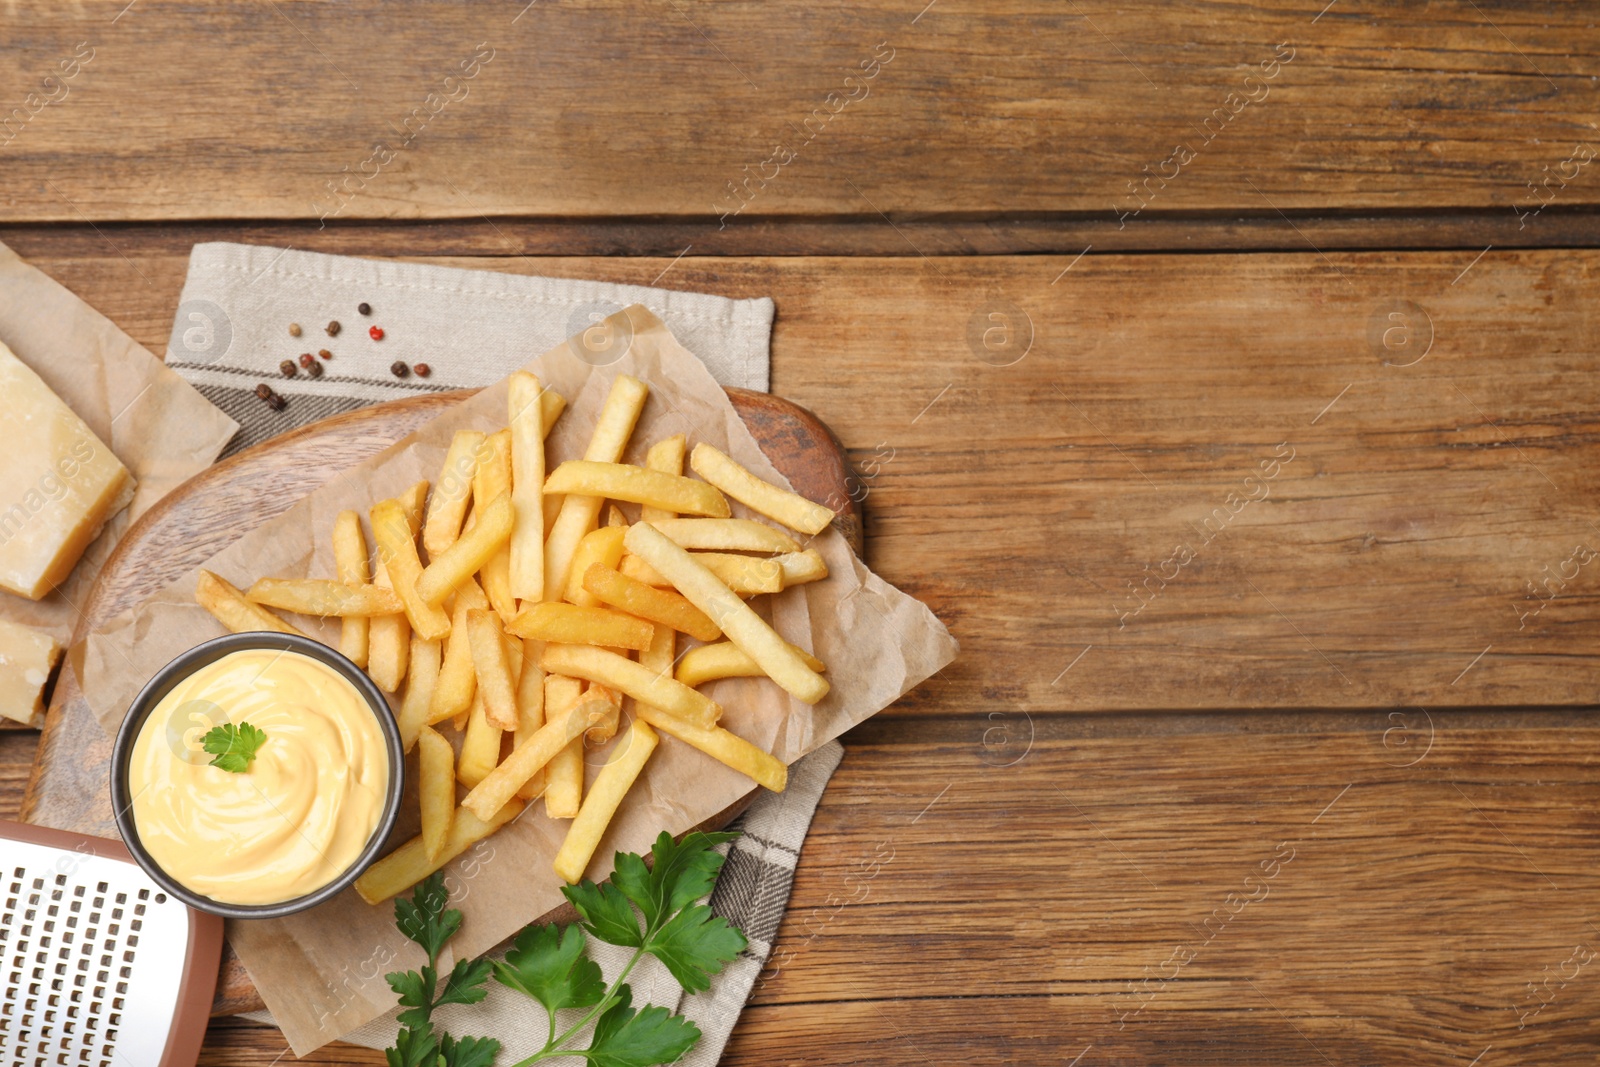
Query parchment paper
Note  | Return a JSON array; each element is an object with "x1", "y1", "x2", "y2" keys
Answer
[
  {"x1": 78, "y1": 306, "x2": 957, "y2": 1054},
  {"x1": 0, "y1": 240, "x2": 238, "y2": 721}
]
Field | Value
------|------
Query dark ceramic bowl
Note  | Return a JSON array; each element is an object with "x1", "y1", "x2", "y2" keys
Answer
[{"x1": 110, "y1": 631, "x2": 404, "y2": 920}]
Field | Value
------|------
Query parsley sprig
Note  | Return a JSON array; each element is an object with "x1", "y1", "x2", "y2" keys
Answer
[
  {"x1": 385, "y1": 830, "x2": 745, "y2": 1067},
  {"x1": 201, "y1": 721, "x2": 267, "y2": 773}
]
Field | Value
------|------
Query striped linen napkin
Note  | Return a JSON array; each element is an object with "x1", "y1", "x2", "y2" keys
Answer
[{"x1": 163, "y1": 242, "x2": 843, "y2": 1058}]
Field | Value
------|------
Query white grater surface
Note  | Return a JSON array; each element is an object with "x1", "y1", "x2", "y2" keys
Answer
[{"x1": 0, "y1": 836, "x2": 193, "y2": 1067}]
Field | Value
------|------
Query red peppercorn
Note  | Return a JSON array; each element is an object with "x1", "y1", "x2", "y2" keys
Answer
[
  {"x1": 318, "y1": 349, "x2": 333, "y2": 360},
  {"x1": 298, "y1": 353, "x2": 315, "y2": 368},
  {"x1": 413, "y1": 362, "x2": 431, "y2": 378},
  {"x1": 369, "y1": 325, "x2": 385, "y2": 341}
]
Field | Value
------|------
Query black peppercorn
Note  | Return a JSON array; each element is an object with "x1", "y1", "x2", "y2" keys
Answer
[{"x1": 390, "y1": 361, "x2": 410, "y2": 378}]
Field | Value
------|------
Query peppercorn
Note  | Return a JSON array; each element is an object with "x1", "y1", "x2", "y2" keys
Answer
[
  {"x1": 288, "y1": 323, "x2": 302, "y2": 337},
  {"x1": 390, "y1": 361, "x2": 410, "y2": 378},
  {"x1": 369, "y1": 325, "x2": 385, "y2": 341},
  {"x1": 413, "y1": 362, "x2": 431, "y2": 378},
  {"x1": 358, "y1": 302, "x2": 371, "y2": 316},
  {"x1": 298, "y1": 353, "x2": 315, "y2": 368},
  {"x1": 267, "y1": 393, "x2": 287, "y2": 411},
  {"x1": 255, "y1": 383, "x2": 273, "y2": 400},
  {"x1": 306, "y1": 360, "x2": 324, "y2": 378},
  {"x1": 279, "y1": 360, "x2": 297, "y2": 378},
  {"x1": 319, "y1": 348, "x2": 333, "y2": 360},
  {"x1": 326, "y1": 320, "x2": 341, "y2": 337}
]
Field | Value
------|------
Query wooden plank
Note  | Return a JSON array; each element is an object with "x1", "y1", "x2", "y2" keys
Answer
[
  {"x1": 29, "y1": 243, "x2": 1600, "y2": 711},
  {"x1": 2, "y1": 2, "x2": 1595, "y2": 223}
]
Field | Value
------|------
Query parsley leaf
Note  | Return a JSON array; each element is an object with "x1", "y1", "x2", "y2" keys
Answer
[
  {"x1": 645, "y1": 904, "x2": 747, "y2": 994},
  {"x1": 606, "y1": 831, "x2": 738, "y2": 936},
  {"x1": 586, "y1": 986, "x2": 701, "y2": 1067},
  {"x1": 492, "y1": 923, "x2": 606, "y2": 1015},
  {"x1": 386, "y1": 966, "x2": 437, "y2": 1031},
  {"x1": 437, "y1": 1032, "x2": 500, "y2": 1067},
  {"x1": 395, "y1": 872, "x2": 461, "y2": 965},
  {"x1": 562, "y1": 878, "x2": 646, "y2": 948},
  {"x1": 384, "y1": 1024, "x2": 436, "y2": 1067},
  {"x1": 435, "y1": 957, "x2": 494, "y2": 1010},
  {"x1": 201, "y1": 721, "x2": 267, "y2": 773}
]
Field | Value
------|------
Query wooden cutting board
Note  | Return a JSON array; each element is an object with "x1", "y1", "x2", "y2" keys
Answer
[{"x1": 21, "y1": 387, "x2": 861, "y2": 1016}]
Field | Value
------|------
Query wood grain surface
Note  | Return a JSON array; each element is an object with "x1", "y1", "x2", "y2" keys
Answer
[
  {"x1": 2, "y1": 2, "x2": 1596, "y2": 224},
  {"x1": 23, "y1": 386, "x2": 860, "y2": 1017}
]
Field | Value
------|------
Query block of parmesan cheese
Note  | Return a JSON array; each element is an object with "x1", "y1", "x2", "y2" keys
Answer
[
  {"x1": 0, "y1": 618, "x2": 62, "y2": 725},
  {"x1": 0, "y1": 340, "x2": 135, "y2": 600}
]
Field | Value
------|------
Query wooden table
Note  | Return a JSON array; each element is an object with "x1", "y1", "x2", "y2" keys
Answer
[{"x1": 5, "y1": 2, "x2": 1600, "y2": 1062}]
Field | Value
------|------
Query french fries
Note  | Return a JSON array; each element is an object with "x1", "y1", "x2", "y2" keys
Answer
[
  {"x1": 422, "y1": 430, "x2": 487, "y2": 558},
  {"x1": 583, "y1": 682, "x2": 622, "y2": 745},
  {"x1": 372, "y1": 497, "x2": 451, "y2": 641},
  {"x1": 562, "y1": 527, "x2": 628, "y2": 607},
  {"x1": 620, "y1": 552, "x2": 783, "y2": 596},
  {"x1": 332, "y1": 510, "x2": 370, "y2": 667},
  {"x1": 467, "y1": 609, "x2": 520, "y2": 730},
  {"x1": 476, "y1": 432, "x2": 518, "y2": 623},
  {"x1": 396, "y1": 635, "x2": 442, "y2": 752},
  {"x1": 690, "y1": 442, "x2": 836, "y2": 535},
  {"x1": 367, "y1": 485, "x2": 425, "y2": 694},
  {"x1": 353, "y1": 798, "x2": 524, "y2": 905},
  {"x1": 545, "y1": 739, "x2": 584, "y2": 819},
  {"x1": 509, "y1": 602, "x2": 655, "y2": 652},
  {"x1": 773, "y1": 549, "x2": 829, "y2": 588},
  {"x1": 544, "y1": 462, "x2": 730, "y2": 518},
  {"x1": 543, "y1": 375, "x2": 648, "y2": 600},
  {"x1": 542, "y1": 643, "x2": 721, "y2": 728},
  {"x1": 582, "y1": 563, "x2": 721, "y2": 643},
  {"x1": 635, "y1": 704, "x2": 787, "y2": 793},
  {"x1": 194, "y1": 570, "x2": 307, "y2": 637},
  {"x1": 416, "y1": 726, "x2": 456, "y2": 862},
  {"x1": 624, "y1": 522, "x2": 829, "y2": 705},
  {"x1": 640, "y1": 433, "x2": 687, "y2": 523},
  {"x1": 429, "y1": 578, "x2": 487, "y2": 724},
  {"x1": 508, "y1": 373, "x2": 547, "y2": 601},
  {"x1": 639, "y1": 518, "x2": 801, "y2": 554},
  {"x1": 245, "y1": 578, "x2": 403, "y2": 617},
  {"x1": 514, "y1": 636, "x2": 547, "y2": 800},
  {"x1": 457, "y1": 691, "x2": 502, "y2": 788},
  {"x1": 416, "y1": 493, "x2": 514, "y2": 606},
  {"x1": 676, "y1": 639, "x2": 825, "y2": 688},
  {"x1": 460, "y1": 677, "x2": 603, "y2": 820},
  {"x1": 553, "y1": 719, "x2": 659, "y2": 883}
]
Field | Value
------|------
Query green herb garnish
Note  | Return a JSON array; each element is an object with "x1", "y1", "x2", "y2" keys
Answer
[
  {"x1": 385, "y1": 830, "x2": 745, "y2": 1067},
  {"x1": 201, "y1": 721, "x2": 267, "y2": 773}
]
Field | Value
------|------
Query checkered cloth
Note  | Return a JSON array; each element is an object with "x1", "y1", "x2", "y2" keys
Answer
[{"x1": 165, "y1": 243, "x2": 841, "y2": 1058}]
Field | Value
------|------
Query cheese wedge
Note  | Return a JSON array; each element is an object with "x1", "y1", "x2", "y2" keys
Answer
[
  {"x1": 0, "y1": 341, "x2": 135, "y2": 600},
  {"x1": 0, "y1": 618, "x2": 61, "y2": 725}
]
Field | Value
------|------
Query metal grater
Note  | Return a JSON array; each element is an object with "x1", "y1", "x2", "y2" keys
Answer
[{"x1": 0, "y1": 822, "x2": 221, "y2": 1067}]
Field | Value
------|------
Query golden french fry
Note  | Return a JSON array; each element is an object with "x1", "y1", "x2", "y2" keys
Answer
[
  {"x1": 543, "y1": 375, "x2": 649, "y2": 600},
  {"x1": 773, "y1": 549, "x2": 829, "y2": 588},
  {"x1": 396, "y1": 635, "x2": 442, "y2": 752},
  {"x1": 690, "y1": 442, "x2": 836, "y2": 536},
  {"x1": 539, "y1": 389, "x2": 566, "y2": 435},
  {"x1": 429, "y1": 578, "x2": 487, "y2": 724},
  {"x1": 245, "y1": 578, "x2": 403, "y2": 617},
  {"x1": 372, "y1": 497, "x2": 451, "y2": 641},
  {"x1": 541, "y1": 643, "x2": 721, "y2": 728},
  {"x1": 635, "y1": 704, "x2": 787, "y2": 793},
  {"x1": 423, "y1": 430, "x2": 488, "y2": 558},
  {"x1": 675, "y1": 639, "x2": 825, "y2": 688},
  {"x1": 508, "y1": 373, "x2": 547, "y2": 602},
  {"x1": 194, "y1": 571, "x2": 307, "y2": 638},
  {"x1": 624, "y1": 522, "x2": 828, "y2": 704},
  {"x1": 545, "y1": 739, "x2": 583, "y2": 819},
  {"x1": 333, "y1": 510, "x2": 370, "y2": 668},
  {"x1": 367, "y1": 486, "x2": 427, "y2": 693},
  {"x1": 583, "y1": 682, "x2": 622, "y2": 745},
  {"x1": 460, "y1": 679, "x2": 603, "y2": 821},
  {"x1": 475, "y1": 433, "x2": 517, "y2": 623},
  {"x1": 353, "y1": 798, "x2": 524, "y2": 905},
  {"x1": 544, "y1": 461, "x2": 730, "y2": 518},
  {"x1": 606, "y1": 505, "x2": 629, "y2": 528},
  {"x1": 583, "y1": 563, "x2": 721, "y2": 643},
  {"x1": 562, "y1": 527, "x2": 628, "y2": 607},
  {"x1": 508, "y1": 602, "x2": 655, "y2": 652},
  {"x1": 467, "y1": 609, "x2": 519, "y2": 730},
  {"x1": 553, "y1": 719, "x2": 659, "y2": 883},
  {"x1": 416, "y1": 726, "x2": 456, "y2": 862},
  {"x1": 640, "y1": 518, "x2": 801, "y2": 554},
  {"x1": 457, "y1": 691, "x2": 502, "y2": 788},
  {"x1": 416, "y1": 493, "x2": 514, "y2": 606},
  {"x1": 514, "y1": 637, "x2": 547, "y2": 800},
  {"x1": 640, "y1": 434, "x2": 687, "y2": 524},
  {"x1": 620, "y1": 552, "x2": 782, "y2": 597}
]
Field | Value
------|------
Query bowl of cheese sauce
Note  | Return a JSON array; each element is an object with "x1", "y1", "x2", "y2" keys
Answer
[{"x1": 111, "y1": 633, "x2": 403, "y2": 918}]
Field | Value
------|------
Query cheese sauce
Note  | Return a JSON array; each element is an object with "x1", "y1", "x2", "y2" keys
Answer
[{"x1": 129, "y1": 648, "x2": 388, "y2": 905}]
